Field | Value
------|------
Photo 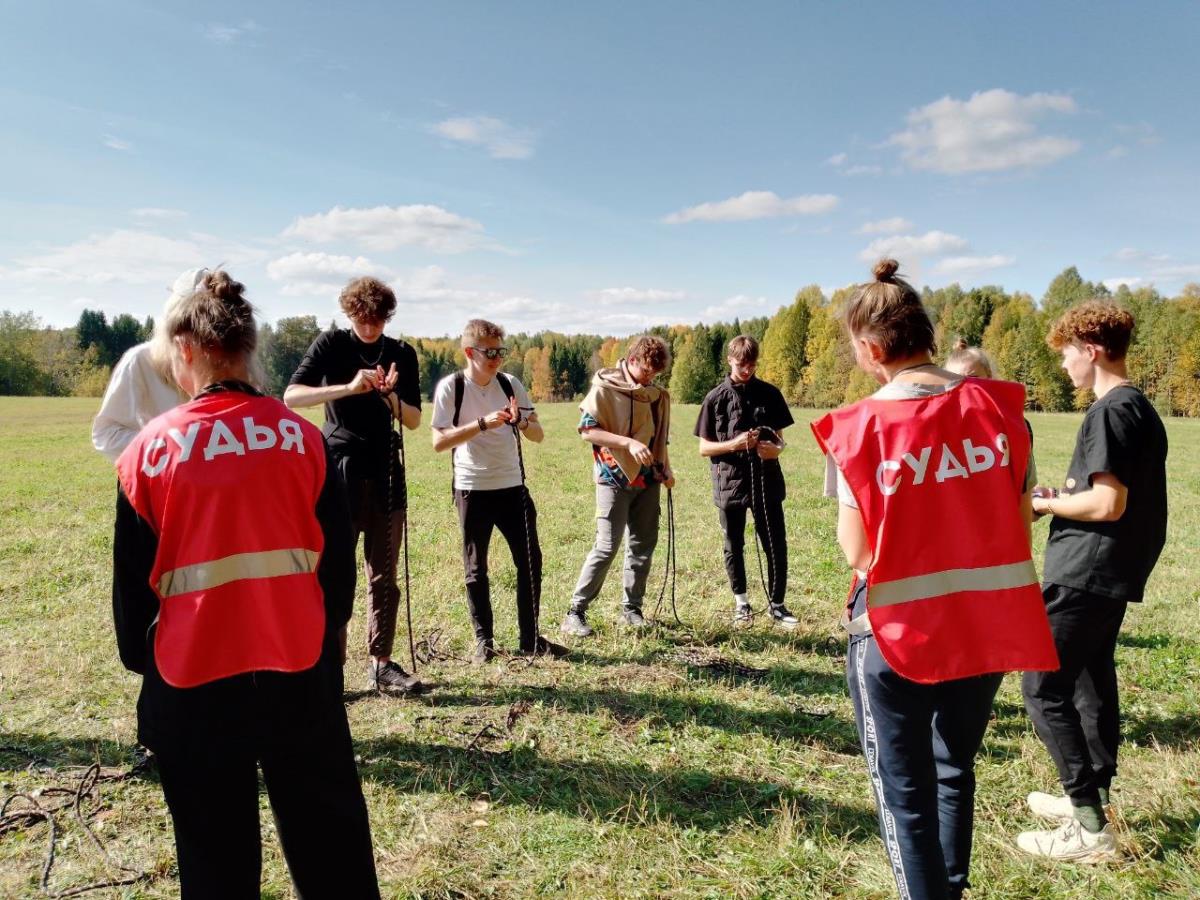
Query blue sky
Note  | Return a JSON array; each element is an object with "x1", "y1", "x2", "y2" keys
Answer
[{"x1": 2, "y1": 1, "x2": 1198, "y2": 336}]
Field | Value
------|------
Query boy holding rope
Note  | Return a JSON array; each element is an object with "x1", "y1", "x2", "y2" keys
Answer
[
  {"x1": 284, "y1": 277, "x2": 424, "y2": 696},
  {"x1": 561, "y1": 335, "x2": 674, "y2": 638},
  {"x1": 695, "y1": 335, "x2": 799, "y2": 627},
  {"x1": 432, "y1": 319, "x2": 564, "y2": 662}
]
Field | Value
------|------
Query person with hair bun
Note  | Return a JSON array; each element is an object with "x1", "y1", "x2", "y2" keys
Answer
[
  {"x1": 112, "y1": 271, "x2": 379, "y2": 898},
  {"x1": 811, "y1": 260, "x2": 1057, "y2": 899},
  {"x1": 944, "y1": 338, "x2": 993, "y2": 379}
]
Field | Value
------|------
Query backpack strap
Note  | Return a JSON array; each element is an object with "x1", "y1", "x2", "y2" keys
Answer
[
  {"x1": 452, "y1": 371, "x2": 466, "y2": 427},
  {"x1": 496, "y1": 372, "x2": 515, "y2": 402}
]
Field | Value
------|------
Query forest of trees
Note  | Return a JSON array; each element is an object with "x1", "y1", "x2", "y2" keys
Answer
[{"x1": 4, "y1": 267, "x2": 1200, "y2": 415}]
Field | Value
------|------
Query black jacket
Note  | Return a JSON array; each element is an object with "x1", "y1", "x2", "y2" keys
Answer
[{"x1": 694, "y1": 376, "x2": 794, "y2": 509}]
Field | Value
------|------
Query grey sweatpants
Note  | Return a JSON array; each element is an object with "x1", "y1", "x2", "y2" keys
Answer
[{"x1": 571, "y1": 482, "x2": 661, "y2": 612}]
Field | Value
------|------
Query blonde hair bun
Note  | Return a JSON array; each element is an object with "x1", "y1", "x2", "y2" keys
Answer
[{"x1": 873, "y1": 258, "x2": 900, "y2": 282}]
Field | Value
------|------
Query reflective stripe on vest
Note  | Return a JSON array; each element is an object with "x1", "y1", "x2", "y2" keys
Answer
[
  {"x1": 869, "y1": 559, "x2": 1038, "y2": 609},
  {"x1": 158, "y1": 548, "x2": 320, "y2": 598}
]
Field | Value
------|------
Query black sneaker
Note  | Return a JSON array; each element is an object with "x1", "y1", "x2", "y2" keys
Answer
[
  {"x1": 516, "y1": 636, "x2": 570, "y2": 659},
  {"x1": 368, "y1": 660, "x2": 424, "y2": 696},
  {"x1": 619, "y1": 607, "x2": 649, "y2": 630},
  {"x1": 561, "y1": 610, "x2": 594, "y2": 638},
  {"x1": 732, "y1": 603, "x2": 754, "y2": 625},
  {"x1": 471, "y1": 639, "x2": 496, "y2": 666},
  {"x1": 768, "y1": 604, "x2": 799, "y2": 629}
]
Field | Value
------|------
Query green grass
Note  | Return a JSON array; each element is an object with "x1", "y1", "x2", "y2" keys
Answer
[{"x1": 1, "y1": 397, "x2": 1198, "y2": 898}]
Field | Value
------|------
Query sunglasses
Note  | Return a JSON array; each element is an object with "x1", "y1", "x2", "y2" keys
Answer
[{"x1": 470, "y1": 346, "x2": 510, "y2": 360}]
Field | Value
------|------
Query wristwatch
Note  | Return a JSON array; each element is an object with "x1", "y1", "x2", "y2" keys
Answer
[{"x1": 477, "y1": 417, "x2": 487, "y2": 432}]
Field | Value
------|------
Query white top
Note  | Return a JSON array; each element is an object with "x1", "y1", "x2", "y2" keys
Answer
[
  {"x1": 92, "y1": 342, "x2": 186, "y2": 464},
  {"x1": 432, "y1": 371, "x2": 535, "y2": 491}
]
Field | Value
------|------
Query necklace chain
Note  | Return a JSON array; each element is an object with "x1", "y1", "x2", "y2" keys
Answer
[
  {"x1": 889, "y1": 361, "x2": 938, "y2": 383},
  {"x1": 355, "y1": 335, "x2": 385, "y2": 368}
]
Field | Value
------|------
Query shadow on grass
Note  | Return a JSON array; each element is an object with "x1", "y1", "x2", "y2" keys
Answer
[
  {"x1": 408, "y1": 681, "x2": 862, "y2": 755},
  {"x1": 355, "y1": 733, "x2": 879, "y2": 836},
  {"x1": 0, "y1": 734, "x2": 146, "y2": 772}
]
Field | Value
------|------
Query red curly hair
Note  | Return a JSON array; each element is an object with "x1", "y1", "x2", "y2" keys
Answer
[{"x1": 1047, "y1": 301, "x2": 1135, "y2": 360}]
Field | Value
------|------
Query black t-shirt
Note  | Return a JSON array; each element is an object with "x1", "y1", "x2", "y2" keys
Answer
[
  {"x1": 289, "y1": 329, "x2": 421, "y2": 473},
  {"x1": 694, "y1": 375, "x2": 795, "y2": 508},
  {"x1": 1043, "y1": 385, "x2": 1168, "y2": 603}
]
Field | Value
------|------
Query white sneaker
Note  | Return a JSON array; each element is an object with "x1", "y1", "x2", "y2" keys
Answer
[
  {"x1": 1026, "y1": 791, "x2": 1075, "y2": 820},
  {"x1": 1016, "y1": 818, "x2": 1118, "y2": 863},
  {"x1": 1027, "y1": 791, "x2": 1112, "y2": 821}
]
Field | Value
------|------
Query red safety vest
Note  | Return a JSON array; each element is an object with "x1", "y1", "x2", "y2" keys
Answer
[
  {"x1": 116, "y1": 391, "x2": 327, "y2": 688},
  {"x1": 812, "y1": 379, "x2": 1058, "y2": 684}
]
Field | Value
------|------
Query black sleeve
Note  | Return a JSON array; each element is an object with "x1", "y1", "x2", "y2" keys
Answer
[
  {"x1": 112, "y1": 483, "x2": 159, "y2": 675},
  {"x1": 289, "y1": 330, "x2": 334, "y2": 388},
  {"x1": 316, "y1": 441, "x2": 356, "y2": 633},
  {"x1": 398, "y1": 341, "x2": 422, "y2": 409},
  {"x1": 1081, "y1": 403, "x2": 1133, "y2": 487},
  {"x1": 694, "y1": 391, "x2": 718, "y2": 439},
  {"x1": 769, "y1": 384, "x2": 795, "y2": 431}
]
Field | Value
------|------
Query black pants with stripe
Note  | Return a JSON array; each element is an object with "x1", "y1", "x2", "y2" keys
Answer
[{"x1": 847, "y1": 634, "x2": 1002, "y2": 900}]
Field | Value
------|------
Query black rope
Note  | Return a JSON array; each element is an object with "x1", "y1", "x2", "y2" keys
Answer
[
  {"x1": 748, "y1": 450, "x2": 778, "y2": 606},
  {"x1": 0, "y1": 753, "x2": 158, "y2": 897},
  {"x1": 650, "y1": 487, "x2": 683, "y2": 627},
  {"x1": 382, "y1": 392, "x2": 418, "y2": 674},
  {"x1": 509, "y1": 406, "x2": 566, "y2": 660}
]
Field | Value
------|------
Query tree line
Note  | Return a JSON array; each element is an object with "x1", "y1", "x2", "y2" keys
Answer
[{"x1": 3, "y1": 267, "x2": 1199, "y2": 415}]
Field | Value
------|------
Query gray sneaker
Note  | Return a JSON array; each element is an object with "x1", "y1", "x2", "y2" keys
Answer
[
  {"x1": 732, "y1": 603, "x2": 754, "y2": 625},
  {"x1": 620, "y1": 607, "x2": 649, "y2": 630},
  {"x1": 560, "y1": 610, "x2": 594, "y2": 638}
]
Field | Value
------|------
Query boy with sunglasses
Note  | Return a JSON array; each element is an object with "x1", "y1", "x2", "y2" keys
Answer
[{"x1": 432, "y1": 319, "x2": 563, "y2": 662}]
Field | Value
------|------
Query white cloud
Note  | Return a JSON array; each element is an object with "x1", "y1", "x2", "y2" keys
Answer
[
  {"x1": 888, "y1": 89, "x2": 1080, "y2": 174},
  {"x1": 859, "y1": 217, "x2": 914, "y2": 235},
  {"x1": 663, "y1": 190, "x2": 839, "y2": 224},
  {"x1": 586, "y1": 287, "x2": 686, "y2": 305},
  {"x1": 132, "y1": 207, "x2": 188, "y2": 220},
  {"x1": 825, "y1": 153, "x2": 848, "y2": 167},
  {"x1": 5, "y1": 229, "x2": 260, "y2": 287},
  {"x1": 842, "y1": 164, "x2": 883, "y2": 176},
  {"x1": 1102, "y1": 250, "x2": 1200, "y2": 290},
  {"x1": 282, "y1": 204, "x2": 493, "y2": 254},
  {"x1": 859, "y1": 230, "x2": 968, "y2": 263},
  {"x1": 266, "y1": 252, "x2": 393, "y2": 296},
  {"x1": 934, "y1": 255, "x2": 1016, "y2": 275},
  {"x1": 103, "y1": 134, "x2": 132, "y2": 151},
  {"x1": 204, "y1": 21, "x2": 261, "y2": 44},
  {"x1": 1103, "y1": 277, "x2": 1143, "y2": 291},
  {"x1": 699, "y1": 294, "x2": 772, "y2": 322},
  {"x1": 431, "y1": 116, "x2": 535, "y2": 160},
  {"x1": 1107, "y1": 146, "x2": 1130, "y2": 159}
]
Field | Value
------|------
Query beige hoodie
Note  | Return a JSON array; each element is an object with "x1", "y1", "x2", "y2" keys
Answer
[{"x1": 579, "y1": 362, "x2": 671, "y2": 484}]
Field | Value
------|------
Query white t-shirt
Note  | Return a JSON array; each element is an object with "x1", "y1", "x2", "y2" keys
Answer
[
  {"x1": 92, "y1": 342, "x2": 187, "y2": 464},
  {"x1": 432, "y1": 372, "x2": 535, "y2": 491}
]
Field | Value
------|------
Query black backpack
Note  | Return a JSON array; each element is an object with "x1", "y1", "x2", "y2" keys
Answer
[{"x1": 449, "y1": 371, "x2": 518, "y2": 494}]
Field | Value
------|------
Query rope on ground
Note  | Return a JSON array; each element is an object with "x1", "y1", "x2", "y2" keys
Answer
[
  {"x1": 0, "y1": 750, "x2": 160, "y2": 898},
  {"x1": 667, "y1": 647, "x2": 769, "y2": 680}
]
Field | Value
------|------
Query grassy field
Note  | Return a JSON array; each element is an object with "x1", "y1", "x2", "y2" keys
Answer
[{"x1": 1, "y1": 396, "x2": 1198, "y2": 899}]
